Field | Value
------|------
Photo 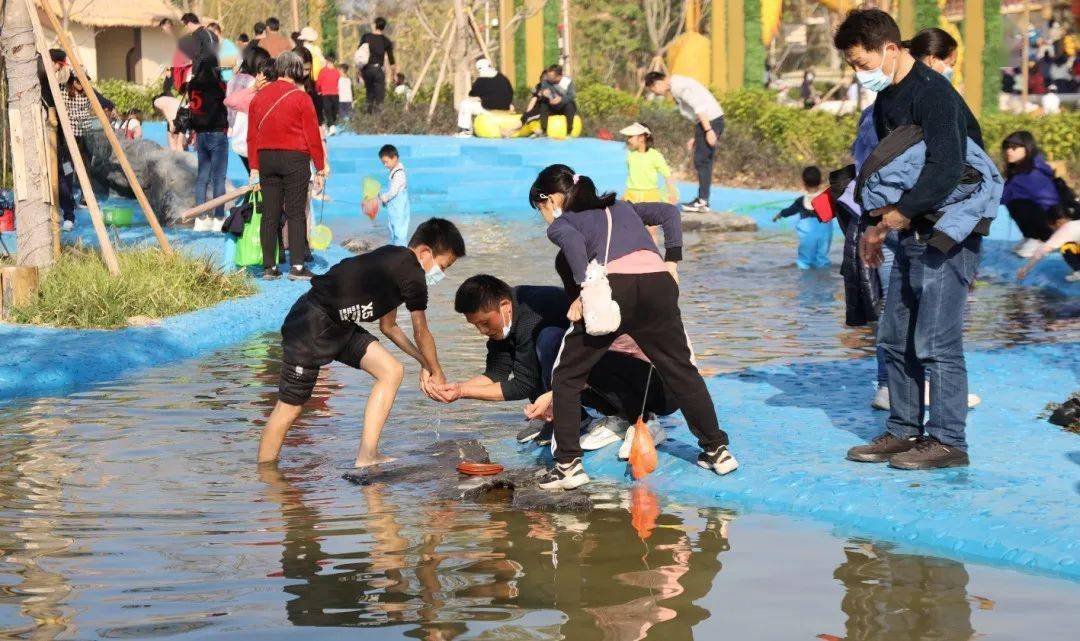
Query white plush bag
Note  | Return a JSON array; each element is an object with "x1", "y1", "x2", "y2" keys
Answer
[{"x1": 581, "y1": 208, "x2": 622, "y2": 336}]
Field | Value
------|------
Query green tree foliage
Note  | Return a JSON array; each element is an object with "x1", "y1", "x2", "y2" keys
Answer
[
  {"x1": 743, "y1": 0, "x2": 765, "y2": 87},
  {"x1": 914, "y1": 0, "x2": 941, "y2": 31},
  {"x1": 982, "y1": 0, "x2": 1004, "y2": 115},
  {"x1": 321, "y1": 0, "x2": 339, "y2": 58}
]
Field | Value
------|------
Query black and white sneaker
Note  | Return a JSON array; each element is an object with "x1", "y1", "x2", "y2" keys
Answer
[
  {"x1": 538, "y1": 458, "x2": 591, "y2": 490},
  {"x1": 516, "y1": 420, "x2": 547, "y2": 444},
  {"x1": 288, "y1": 266, "x2": 316, "y2": 281},
  {"x1": 681, "y1": 198, "x2": 709, "y2": 213},
  {"x1": 697, "y1": 445, "x2": 739, "y2": 475},
  {"x1": 261, "y1": 267, "x2": 282, "y2": 280},
  {"x1": 534, "y1": 422, "x2": 555, "y2": 446}
]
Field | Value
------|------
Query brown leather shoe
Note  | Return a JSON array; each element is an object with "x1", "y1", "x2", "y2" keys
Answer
[
  {"x1": 888, "y1": 438, "x2": 969, "y2": 470},
  {"x1": 846, "y1": 432, "x2": 918, "y2": 463}
]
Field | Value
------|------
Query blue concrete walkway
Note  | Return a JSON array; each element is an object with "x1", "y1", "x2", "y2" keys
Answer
[{"x1": 494, "y1": 342, "x2": 1079, "y2": 581}]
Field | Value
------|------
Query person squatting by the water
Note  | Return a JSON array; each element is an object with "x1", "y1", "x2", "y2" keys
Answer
[{"x1": 528, "y1": 164, "x2": 738, "y2": 490}]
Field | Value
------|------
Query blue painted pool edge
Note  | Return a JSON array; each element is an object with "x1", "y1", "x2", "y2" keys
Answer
[{"x1": 491, "y1": 341, "x2": 1080, "y2": 582}]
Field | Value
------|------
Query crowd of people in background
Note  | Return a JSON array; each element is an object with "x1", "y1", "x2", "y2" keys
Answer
[{"x1": 1002, "y1": 10, "x2": 1080, "y2": 114}]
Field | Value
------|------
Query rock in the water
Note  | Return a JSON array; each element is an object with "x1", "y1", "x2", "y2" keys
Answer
[
  {"x1": 342, "y1": 237, "x2": 376, "y2": 254},
  {"x1": 84, "y1": 130, "x2": 199, "y2": 225},
  {"x1": 681, "y1": 210, "x2": 758, "y2": 233},
  {"x1": 342, "y1": 438, "x2": 595, "y2": 512}
]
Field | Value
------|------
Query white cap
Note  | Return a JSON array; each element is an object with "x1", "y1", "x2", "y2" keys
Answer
[
  {"x1": 298, "y1": 26, "x2": 318, "y2": 42},
  {"x1": 618, "y1": 122, "x2": 651, "y2": 137}
]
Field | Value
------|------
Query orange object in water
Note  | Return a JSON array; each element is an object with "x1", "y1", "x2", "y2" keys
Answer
[
  {"x1": 630, "y1": 484, "x2": 660, "y2": 540},
  {"x1": 628, "y1": 417, "x2": 658, "y2": 480},
  {"x1": 456, "y1": 461, "x2": 504, "y2": 476},
  {"x1": 362, "y1": 198, "x2": 380, "y2": 220}
]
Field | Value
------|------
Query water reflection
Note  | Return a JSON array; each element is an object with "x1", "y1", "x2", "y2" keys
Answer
[
  {"x1": 828, "y1": 541, "x2": 976, "y2": 641},
  {"x1": 258, "y1": 465, "x2": 734, "y2": 641}
]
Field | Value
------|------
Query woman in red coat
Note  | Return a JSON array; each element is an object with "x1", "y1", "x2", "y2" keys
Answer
[{"x1": 247, "y1": 51, "x2": 328, "y2": 281}]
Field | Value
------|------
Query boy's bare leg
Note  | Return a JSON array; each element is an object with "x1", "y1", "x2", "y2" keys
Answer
[
  {"x1": 258, "y1": 401, "x2": 304, "y2": 463},
  {"x1": 355, "y1": 342, "x2": 406, "y2": 468}
]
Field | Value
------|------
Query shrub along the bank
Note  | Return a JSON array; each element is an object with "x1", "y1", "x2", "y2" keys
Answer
[
  {"x1": 96, "y1": 79, "x2": 160, "y2": 118},
  {"x1": 9, "y1": 246, "x2": 256, "y2": 329}
]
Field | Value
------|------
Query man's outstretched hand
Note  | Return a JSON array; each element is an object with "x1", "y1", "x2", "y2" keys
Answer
[{"x1": 525, "y1": 391, "x2": 554, "y2": 422}]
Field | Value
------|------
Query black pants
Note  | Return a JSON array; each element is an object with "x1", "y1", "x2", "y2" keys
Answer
[
  {"x1": 693, "y1": 116, "x2": 725, "y2": 201},
  {"x1": 239, "y1": 155, "x2": 250, "y2": 174},
  {"x1": 550, "y1": 272, "x2": 728, "y2": 463},
  {"x1": 360, "y1": 64, "x2": 386, "y2": 113},
  {"x1": 321, "y1": 95, "x2": 339, "y2": 126},
  {"x1": 584, "y1": 352, "x2": 680, "y2": 422},
  {"x1": 1006, "y1": 199, "x2": 1055, "y2": 241},
  {"x1": 539, "y1": 99, "x2": 576, "y2": 134},
  {"x1": 258, "y1": 150, "x2": 310, "y2": 269},
  {"x1": 57, "y1": 138, "x2": 75, "y2": 222}
]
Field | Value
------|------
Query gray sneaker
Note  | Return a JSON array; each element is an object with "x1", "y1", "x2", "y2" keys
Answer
[
  {"x1": 846, "y1": 432, "x2": 918, "y2": 463},
  {"x1": 888, "y1": 437, "x2": 969, "y2": 470}
]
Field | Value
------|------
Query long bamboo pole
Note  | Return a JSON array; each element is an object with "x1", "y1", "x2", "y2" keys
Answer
[
  {"x1": 407, "y1": 18, "x2": 454, "y2": 108},
  {"x1": 178, "y1": 185, "x2": 253, "y2": 221},
  {"x1": 428, "y1": 23, "x2": 456, "y2": 122},
  {"x1": 37, "y1": 0, "x2": 173, "y2": 256},
  {"x1": 45, "y1": 115, "x2": 60, "y2": 257},
  {"x1": 23, "y1": 0, "x2": 119, "y2": 275},
  {"x1": 466, "y1": 8, "x2": 493, "y2": 62}
]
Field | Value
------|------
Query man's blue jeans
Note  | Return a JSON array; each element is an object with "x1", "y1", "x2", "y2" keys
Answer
[
  {"x1": 195, "y1": 131, "x2": 229, "y2": 217},
  {"x1": 878, "y1": 231, "x2": 980, "y2": 450}
]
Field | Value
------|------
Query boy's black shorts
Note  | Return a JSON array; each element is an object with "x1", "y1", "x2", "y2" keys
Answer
[{"x1": 278, "y1": 293, "x2": 378, "y2": 405}]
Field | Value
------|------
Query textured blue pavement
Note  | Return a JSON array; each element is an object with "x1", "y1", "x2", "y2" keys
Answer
[{"x1": 493, "y1": 342, "x2": 1080, "y2": 581}]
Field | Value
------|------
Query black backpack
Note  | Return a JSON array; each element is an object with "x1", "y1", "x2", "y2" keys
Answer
[{"x1": 1053, "y1": 174, "x2": 1080, "y2": 220}]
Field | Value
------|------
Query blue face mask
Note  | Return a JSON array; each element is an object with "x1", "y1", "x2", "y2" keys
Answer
[
  {"x1": 856, "y1": 46, "x2": 895, "y2": 93},
  {"x1": 425, "y1": 263, "x2": 445, "y2": 287},
  {"x1": 551, "y1": 207, "x2": 563, "y2": 219},
  {"x1": 940, "y1": 66, "x2": 955, "y2": 82}
]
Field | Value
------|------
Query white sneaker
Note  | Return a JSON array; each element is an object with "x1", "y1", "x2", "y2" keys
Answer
[
  {"x1": 1066, "y1": 271, "x2": 1080, "y2": 283},
  {"x1": 968, "y1": 393, "x2": 981, "y2": 409},
  {"x1": 193, "y1": 215, "x2": 214, "y2": 232},
  {"x1": 329, "y1": 125, "x2": 337, "y2": 136},
  {"x1": 580, "y1": 416, "x2": 630, "y2": 451},
  {"x1": 698, "y1": 445, "x2": 739, "y2": 475},
  {"x1": 538, "y1": 458, "x2": 590, "y2": 491},
  {"x1": 61, "y1": 220, "x2": 74, "y2": 232},
  {"x1": 871, "y1": 386, "x2": 890, "y2": 411},
  {"x1": 617, "y1": 418, "x2": 667, "y2": 461},
  {"x1": 1014, "y1": 238, "x2": 1041, "y2": 258},
  {"x1": 454, "y1": 130, "x2": 473, "y2": 138}
]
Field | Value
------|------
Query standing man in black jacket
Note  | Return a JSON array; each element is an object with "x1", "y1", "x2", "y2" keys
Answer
[
  {"x1": 836, "y1": 9, "x2": 981, "y2": 471},
  {"x1": 355, "y1": 17, "x2": 396, "y2": 113}
]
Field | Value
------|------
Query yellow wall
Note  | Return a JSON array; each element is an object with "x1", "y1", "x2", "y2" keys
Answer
[
  {"x1": 95, "y1": 27, "x2": 136, "y2": 81},
  {"x1": 138, "y1": 29, "x2": 175, "y2": 85}
]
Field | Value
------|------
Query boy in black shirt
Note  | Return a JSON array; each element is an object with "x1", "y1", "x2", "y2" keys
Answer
[{"x1": 258, "y1": 219, "x2": 466, "y2": 468}]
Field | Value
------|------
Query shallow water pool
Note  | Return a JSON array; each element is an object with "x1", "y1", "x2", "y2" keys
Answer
[{"x1": 1, "y1": 218, "x2": 1078, "y2": 639}]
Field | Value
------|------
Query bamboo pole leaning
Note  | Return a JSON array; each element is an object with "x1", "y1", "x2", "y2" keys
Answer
[
  {"x1": 407, "y1": 17, "x2": 454, "y2": 108},
  {"x1": 428, "y1": 23, "x2": 457, "y2": 122},
  {"x1": 36, "y1": 0, "x2": 173, "y2": 256},
  {"x1": 22, "y1": 0, "x2": 120, "y2": 275},
  {"x1": 465, "y1": 9, "x2": 493, "y2": 62}
]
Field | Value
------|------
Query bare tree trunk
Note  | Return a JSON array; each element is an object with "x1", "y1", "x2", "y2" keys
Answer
[
  {"x1": 452, "y1": 0, "x2": 469, "y2": 107},
  {"x1": 2, "y1": 0, "x2": 54, "y2": 269}
]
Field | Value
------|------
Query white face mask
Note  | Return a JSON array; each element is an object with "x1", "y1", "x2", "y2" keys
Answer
[
  {"x1": 551, "y1": 207, "x2": 563, "y2": 219},
  {"x1": 855, "y1": 46, "x2": 896, "y2": 93},
  {"x1": 501, "y1": 307, "x2": 512, "y2": 339},
  {"x1": 425, "y1": 262, "x2": 445, "y2": 287}
]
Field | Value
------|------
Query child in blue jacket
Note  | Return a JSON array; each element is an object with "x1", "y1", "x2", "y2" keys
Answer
[{"x1": 773, "y1": 166, "x2": 832, "y2": 269}]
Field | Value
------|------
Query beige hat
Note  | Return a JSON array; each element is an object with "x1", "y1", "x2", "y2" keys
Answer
[
  {"x1": 619, "y1": 122, "x2": 651, "y2": 137},
  {"x1": 298, "y1": 26, "x2": 318, "y2": 42}
]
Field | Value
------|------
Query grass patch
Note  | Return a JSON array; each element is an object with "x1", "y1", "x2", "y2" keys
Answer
[{"x1": 8, "y1": 246, "x2": 257, "y2": 329}]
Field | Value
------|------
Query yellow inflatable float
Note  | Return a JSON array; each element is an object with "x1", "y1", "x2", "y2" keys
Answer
[{"x1": 473, "y1": 111, "x2": 583, "y2": 139}]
